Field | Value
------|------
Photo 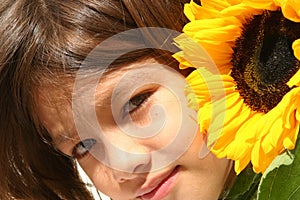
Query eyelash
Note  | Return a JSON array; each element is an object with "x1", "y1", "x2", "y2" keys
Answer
[
  {"x1": 72, "y1": 138, "x2": 97, "y2": 159},
  {"x1": 123, "y1": 91, "x2": 153, "y2": 118}
]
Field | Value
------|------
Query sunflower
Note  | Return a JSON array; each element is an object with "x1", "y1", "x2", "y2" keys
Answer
[{"x1": 173, "y1": 0, "x2": 300, "y2": 174}]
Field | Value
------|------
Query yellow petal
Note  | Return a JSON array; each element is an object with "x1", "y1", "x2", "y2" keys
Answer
[
  {"x1": 251, "y1": 141, "x2": 262, "y2": 172},
  {"x1": 183, "y1": 18, "x2": 242, "y2": 41},
  {"x1": 242, "y1": 0, "x2": 279, "y2": 10},
  {"x1": 172, "y1": 52, "x2": 192, "y2": 69},
  {"x1": 261, "y1": 116, "x2": 283, "y2": 154},
  {"x1": 201, "y1": 0, "x2": 233, "y2": 12},
  {"x1": 283, "y1": 124, "x2": 299, "y2": 149},
  {"x1": 281, "y1": 88, "x2": 300, "y2": 128},
  {"x1": 279, "y1": 0, "x2": 300, "y2": 22},
  {"x1": 227, "y1": 113, "x2": 261, "y2": 160},
  {"x1": 184, "y1": 0, "x2": 203, "y2": 21},
  {"x1": 209, "y1": 93, "x2": 251, "y2": 152},
  {"x1": 287, "y1": 69, "x2": 300, "y2": 87},
  {"x1": 234, "y1": 153, "x2": 251, "y2": 174},
  {"x1": 198, "y1": 102, "x2": 212, "y2": 134},
  {"x1": 292, "y1": 38, "x2": 300, "y2": 61},
  {"x1": 220, "y1": 3, "x2": 263, "y2": 20}
]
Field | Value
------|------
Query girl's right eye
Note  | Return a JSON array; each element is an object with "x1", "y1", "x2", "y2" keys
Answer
[{"x1": 72, "y1": 138, "x2": 97, "y2": 159}]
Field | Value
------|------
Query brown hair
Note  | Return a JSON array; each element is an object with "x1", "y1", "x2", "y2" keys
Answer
[{"x1": 0, "y1": 0, "x2": 190, "y2": 199}]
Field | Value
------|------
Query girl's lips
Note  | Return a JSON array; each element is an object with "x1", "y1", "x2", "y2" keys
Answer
[{"x1": 139, "y1": 166, "x2": 179, "y2": 200}]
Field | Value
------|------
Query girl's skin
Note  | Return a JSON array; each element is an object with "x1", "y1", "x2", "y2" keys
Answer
[{"x1": 37, "y1": 58, "x2": 232, "y2": 200}]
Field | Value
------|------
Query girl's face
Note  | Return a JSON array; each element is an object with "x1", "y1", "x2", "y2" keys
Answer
[{"x1": 37, "y1": 58, "x2": 231, "y2": 200}]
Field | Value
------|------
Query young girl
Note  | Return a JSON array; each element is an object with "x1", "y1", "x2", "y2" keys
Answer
[{"x1": 0, "y1": 0, "x2": 233, "y2": 199}]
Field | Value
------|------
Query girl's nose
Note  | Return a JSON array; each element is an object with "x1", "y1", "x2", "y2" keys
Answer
[{"x1": 104, "y1": 141, "x2": 151, "y2": 182}]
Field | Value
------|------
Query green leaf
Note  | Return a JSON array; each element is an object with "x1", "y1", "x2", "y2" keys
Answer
[
  {"x1": 225, "y1": 166, "x2": 261, "y2": 200},
  {"x1": 258, "y1": 139, "x2": 300, "y2": 200}
]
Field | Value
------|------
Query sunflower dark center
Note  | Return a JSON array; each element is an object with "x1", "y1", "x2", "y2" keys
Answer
[{"x1": 231, "y1": 11, "x2": 300, "y2": 113}]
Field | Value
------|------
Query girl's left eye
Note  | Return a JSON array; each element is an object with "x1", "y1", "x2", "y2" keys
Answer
[
  {"x1": 123, "y1": 92, "x2": 152, "y2": 116},
  {"x1": 72, "y1": 138, "x2": 97, "y2": 159}
]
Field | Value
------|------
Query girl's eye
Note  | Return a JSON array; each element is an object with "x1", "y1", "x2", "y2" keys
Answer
[
  {"x1": 72, "y1": 138, "x2": 97, "y2": 159},
  {"x1": 123, "y1": 92, "x2": 151, "y2": 117}
]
